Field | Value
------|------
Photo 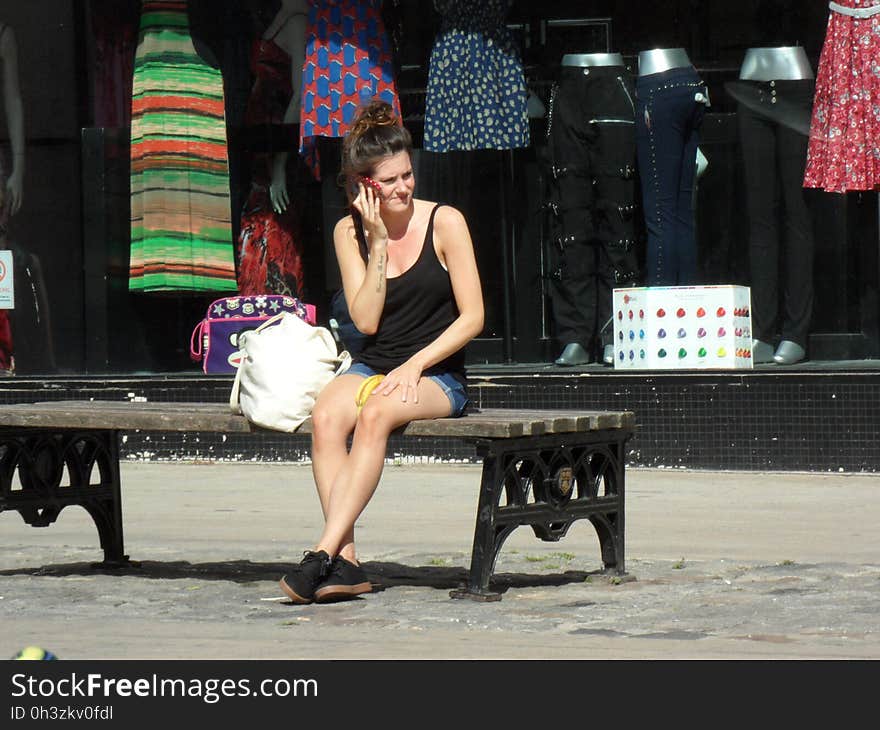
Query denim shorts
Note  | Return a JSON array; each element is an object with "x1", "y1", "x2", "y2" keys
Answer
[{"x1": 346, "y1": 362, "x2": 469, "y2": 417}]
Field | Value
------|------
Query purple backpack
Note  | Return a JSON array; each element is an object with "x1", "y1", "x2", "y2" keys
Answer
[{"x1": 189, "y1": 295, "x2": 317, "y2": 374}]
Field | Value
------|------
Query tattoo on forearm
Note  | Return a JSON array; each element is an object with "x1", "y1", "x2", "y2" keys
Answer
[{"x1": 376, "y1": 254, "x2": 385, "y2": 292}]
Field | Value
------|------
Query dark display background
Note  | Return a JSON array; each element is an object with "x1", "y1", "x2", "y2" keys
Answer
[{"x1": 0, "y1": 1, "x2": 876, "y2": 376}]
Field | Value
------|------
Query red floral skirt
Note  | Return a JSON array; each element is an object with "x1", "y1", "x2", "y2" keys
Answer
[{"x1": 803, "y1": 1, "x2": 880, "y2": 193}]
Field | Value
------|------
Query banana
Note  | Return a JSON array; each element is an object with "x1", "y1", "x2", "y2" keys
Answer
[{"x1": 355, "y1": 374, "x2": 385, "y2": 412}]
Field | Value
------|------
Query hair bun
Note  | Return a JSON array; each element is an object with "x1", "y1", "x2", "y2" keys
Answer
[{"x1": 348, "y1": 99, "x2": 400, "y2": 140}]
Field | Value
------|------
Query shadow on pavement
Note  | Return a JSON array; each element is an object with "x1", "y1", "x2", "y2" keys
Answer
[{"x1": 0, "y1": 559, "x2": 614, "y2": 594}]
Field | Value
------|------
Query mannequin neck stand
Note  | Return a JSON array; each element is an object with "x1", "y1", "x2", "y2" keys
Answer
[
  {"x1": 739, "y1": 46, "x2": 814, "y2": 81},
  {"x1": 562, "y1": 52, "x2": 624, "y2": 68},
  {"x1": 638, "y1": 48, "x2": 692, "y2": 76}
]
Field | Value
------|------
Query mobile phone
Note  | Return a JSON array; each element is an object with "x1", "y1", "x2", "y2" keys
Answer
[
  {"x1": 360, "y1": 176, "x2": 382, "y2": 196},
  {"x1": 348, "y1": 176, "x2": 383, "y2": 207}
]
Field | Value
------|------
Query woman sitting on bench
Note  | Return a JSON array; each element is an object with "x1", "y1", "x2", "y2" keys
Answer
[{"x1": 279, "y1": 99, "x2": 485, "y2": 604}]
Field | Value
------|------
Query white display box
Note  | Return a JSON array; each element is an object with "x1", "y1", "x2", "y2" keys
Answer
[{"x1": 612, "y1": 285, "x2": 753, "y2": 370}]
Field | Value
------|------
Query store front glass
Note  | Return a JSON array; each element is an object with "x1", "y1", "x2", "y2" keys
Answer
[{"x1": 1, "y1": 0, "x2": 877, "y2": 376}]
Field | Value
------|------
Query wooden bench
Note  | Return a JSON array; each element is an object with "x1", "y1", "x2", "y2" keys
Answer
[{"x1": 0, "y1": 401, "x2": 635, "y2": 601}]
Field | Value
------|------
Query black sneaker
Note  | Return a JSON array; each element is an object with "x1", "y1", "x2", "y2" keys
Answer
[
  {"x1": 279, "y1": 550, "x2": 332, "y2": 604},
  {"x1": 314, "y1": 555, "x2": 372, "y2": 603}
]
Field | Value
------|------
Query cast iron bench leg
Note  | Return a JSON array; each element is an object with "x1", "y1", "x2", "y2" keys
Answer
[
  {"x1": 0, "y1": 428, "x2": 129, "y2": 567},
  {"x1": 450, "y1": 447, "x2": 507, "y2": 601},
  {"x1": 450, "y1": 433, "x2": 628, "y2": 602}
]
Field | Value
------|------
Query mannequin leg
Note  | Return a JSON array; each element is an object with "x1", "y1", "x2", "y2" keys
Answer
[
  {"x1": 776, "y1": 92, "x2": 816, "y2": 353},
  {"x1": 635, "y1": 85, "x2": 668, "y2": 285},
  {"x1": 549, "y1": 233, "x2": 597, "y2": 365},
  {"x1": 546, "y1": 74, "x2": 599, "y2": 362},
  {"x1": 591, "y1": 75, "x2": 639, "y2": 358},
  {"x1": 671, "y1": 103, "x2": 705, "y2": 285},
  {"x1": 738, "y1": 100, "x2": 781, "y2": 349},
  {"x1": 637, "y1": 70, "x2": 706, "y2": 286}
]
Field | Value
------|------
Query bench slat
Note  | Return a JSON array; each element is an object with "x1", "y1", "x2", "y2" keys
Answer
[{"x1": 0, "y1": 401, "x2": 634, "y2": 439}]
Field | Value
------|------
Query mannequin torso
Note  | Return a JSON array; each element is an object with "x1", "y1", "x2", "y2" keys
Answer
[
  {"x1": 739, "y1": 46, "x2": 814, "y2": 81},
  {"x1": 638, "y1": 48, "x2": 692, "y2": 76},
  {"x1": 562, "y1": 52, "x2": 624, "y2": 68}
]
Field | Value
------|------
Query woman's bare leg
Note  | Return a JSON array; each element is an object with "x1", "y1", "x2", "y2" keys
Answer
[
  {"x1": 309, "y1": 374, "x2": 361, "y2": 558},
  {"x1": 314, "y1": 378, "x2": 452, "y2": 561}
]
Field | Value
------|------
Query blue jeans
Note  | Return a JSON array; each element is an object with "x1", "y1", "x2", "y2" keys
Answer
[
  {"x1": 346, "y1": 362, "x2": 469, "y2": 417},
  {"x1": 635, "y1": 66, "x2": 707, "y2": 286}
]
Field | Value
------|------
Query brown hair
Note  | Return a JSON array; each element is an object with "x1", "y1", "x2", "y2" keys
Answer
[{"x1": 340, "y1": 99, "x2": 412, "y2": 201}]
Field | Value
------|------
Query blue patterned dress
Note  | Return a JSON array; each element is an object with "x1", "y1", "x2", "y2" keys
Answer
[
  {"x1": 298, "y1": 0, "x2": 401, "y2": 178},
  {"x1": 423, "y1": 0, "x2": 529, "y2": 152}
]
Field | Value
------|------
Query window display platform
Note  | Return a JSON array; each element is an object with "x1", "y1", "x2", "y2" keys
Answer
[{"x1": 1, "y1": 361, "x2": 879, "y2": 472}]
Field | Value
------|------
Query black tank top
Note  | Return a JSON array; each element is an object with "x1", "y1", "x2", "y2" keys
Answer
[{"x1": 356, "y1": 204, "x2": 466, "y2": 385}]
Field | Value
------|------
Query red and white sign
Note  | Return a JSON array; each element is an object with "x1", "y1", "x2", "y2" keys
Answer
[{"x1": 0, "y1": 250, "x2": 13, "y2": 309}]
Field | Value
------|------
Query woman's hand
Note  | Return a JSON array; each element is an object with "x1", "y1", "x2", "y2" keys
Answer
[
  {"x1": 351, "y1": 181, "x2": 387, "y2": 249},
  {"x1": 372, "y1": 358, "x2": 424, "y2": 404}
]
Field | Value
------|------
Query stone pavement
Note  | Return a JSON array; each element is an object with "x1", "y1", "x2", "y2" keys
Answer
[{"x1": 1, "y1": 463, "x2": 878, "y2": 659}]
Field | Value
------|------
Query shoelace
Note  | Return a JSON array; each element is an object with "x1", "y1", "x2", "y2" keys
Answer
[
  {"x1": 327, "y1": 557, "x2": 348, "y2": 578},
  {"x1": 301, "y1": 551, "x2": 332, "y2": 578}
]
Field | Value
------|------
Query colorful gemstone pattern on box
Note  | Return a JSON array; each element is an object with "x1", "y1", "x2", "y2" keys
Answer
[{"x1": 612, "y1": 286, "x2": 753, "y2": 370}]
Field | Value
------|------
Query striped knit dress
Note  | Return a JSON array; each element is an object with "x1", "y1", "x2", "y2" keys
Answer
[{"x1": 129, "y1": 0, "x2": 238, "y2": 293}]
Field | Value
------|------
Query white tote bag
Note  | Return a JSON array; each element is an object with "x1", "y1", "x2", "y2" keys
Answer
[{"x1": 229, "y1": 312, "x2": 352, "y2": 432}]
